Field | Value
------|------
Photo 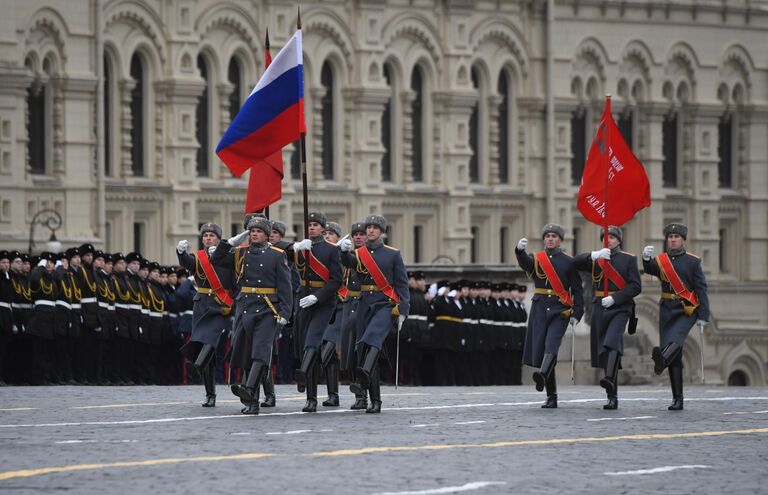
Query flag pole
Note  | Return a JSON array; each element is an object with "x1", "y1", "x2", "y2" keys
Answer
[
  {"x1": 603, "y1": 95, "x2": 611, "y2": 296},
  {"x1": 264, "y1": 28, "x2": 272, "y2": 221},
  {"x1": 297, "y1": 8, "x2": 311, "y2": 289}
]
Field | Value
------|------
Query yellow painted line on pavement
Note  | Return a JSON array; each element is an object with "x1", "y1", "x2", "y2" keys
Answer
[
  {"x1": 311, "y1": 427, "x2": 768, "y2": 457},
  {"x1": 0, "y1": 407, "x2": 38, "y2": 412},
  {"x1": 0, "y1": 452, "x2": 275, "y2": 481},
  {"x1": 2, "y1": 427, "x2": 767, "y2": 481}
]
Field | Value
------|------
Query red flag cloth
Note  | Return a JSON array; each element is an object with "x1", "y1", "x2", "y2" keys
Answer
[
  {"x1": 577, "y1": 98, "x2": 651, "y2": 226},
  {"x1": 244, "y1": 39, "x2": 284, "y2": 214}
]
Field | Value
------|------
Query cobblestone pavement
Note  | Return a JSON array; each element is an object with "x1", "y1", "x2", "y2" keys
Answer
[{"x1": 1, "y1": 384, "x2": 767, "y2": 494}]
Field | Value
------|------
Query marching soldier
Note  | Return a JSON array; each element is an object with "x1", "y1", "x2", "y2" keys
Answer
[
  {"x1": 339, "y1": 214, "x2": 409, "y2": 413},
  {"x1": 515, "y1": 224, "x2": 584, "y2": 408},
  {"x1": 213, "y1": 216, "x2": 292, "y2": 415},
  {"x1": 643, "y1": 223, "x2": 710, "y2": 411},
  {"x1": 176, "y1": 223, "x2": 238, "y2": 407},
  {"x1": 292, "y1": 211, "x2": 342, "y2": 413},
  {"x1": 574, "y1": 226, "x2": 641, "y2": 409},
  {"x1": 339, "y1": 221, "x2": 367, "y2": 408}
]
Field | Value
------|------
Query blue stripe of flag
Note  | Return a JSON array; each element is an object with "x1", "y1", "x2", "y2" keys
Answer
[{"x1": 216, "y1": 64, "x2": 304, "y2": 153}]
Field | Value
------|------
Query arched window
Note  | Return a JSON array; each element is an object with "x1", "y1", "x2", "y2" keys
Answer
[
  {"x1": 227, "y1": 58, "x2": 242, "y2": 124},
  {"x1": 662, "y1": 111, "x2": 678, "y2": 188},
  {"x1": 104, "y1": 54, "x2": 113, "y2": 176},
  {"x1": 469, "y1": 68, "x2": 480, "y2": 183},
  {"x1": 381, "y1": 64, "x2": 393, "y2": 182},
  {"x1": 320, "y1": 61, "x2": 334, "y2": 180},
  {"x1": 570, "y1": 108, "x2": 586, "y2": 185},
  {"x1": 26, "y1": 58, "x2": 46, "y2": 175},
  {"x1": 129, "y1": 53, "x2": 144, "y2": 177},
  {"x1": 497, "y1": 71, "x2": 510, "y2": 183},
  {"x1": 410, "y1": 66, "x2": 424, "y2": 182},
  {"x1": 196, "y1": 55, "x2": 210, "y2": 177},
  {"x1": 718, "y1": 112, "x2": 733, "y2": 188}
]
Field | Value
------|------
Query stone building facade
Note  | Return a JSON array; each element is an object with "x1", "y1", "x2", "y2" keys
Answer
[{"x1": 0, "y1": 0, "x2": 766, "y2": 384}]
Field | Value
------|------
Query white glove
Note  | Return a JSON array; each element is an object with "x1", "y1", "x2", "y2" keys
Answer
[
  {"x1": 447, "y1": 289, "x2": 457, "y2": 298},
  {"x1": 516, "y1": 238, "x2": 528, "y2": 251},
  {"x1": 437, "y1": 286, "x2": 448, "y2": 297},
  {"x1": 397, "y1": 314, "x2": 407, "y2": 332},
  {"x1": 569, "y1": 317, "x2": 579, "y2": 327},
  {"x1": 277, "y1": 316, "x2": 289, "y2": 326},
  {"x1": 293, "y1": 239, "x2": 312, "y2": 252},
  {"x1": 339, "y1": 238, "x2": 353, "y2": 252},
  {"x1": 54, "y1": 260, "x2": 63, "y2": 268},
  {"x1": 299, "y1": 294, "x2": 318, "y2": 308},
  {"x1": 37, "y1": 259, "x2": 47, "y2": 268},
  {"x1": 228, "y1": 230, "x2": 249, "y2": 247},
  {"x1": 601, "y1": 296, "x2": 615, "y2": 308},
  {"x1": 177, "y1": 240, "x2": 189, "y2": 253},
  {"x1": 207, "y1": 245, "x2": 217, "y2": 255},
  {"x1": 696, "y1": 319, "x2": 707, "y2": 327},
  {"x1": 427, "y1": 283, "x2": 438, "y2": 298},
  {"x1": 591, "y1": 248, "x2": 611, "y2": 261},
  {"x1": 642, "y1": 245, "x2": 654, "y2": 261}
]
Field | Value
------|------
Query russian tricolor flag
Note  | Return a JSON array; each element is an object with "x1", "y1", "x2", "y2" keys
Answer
[{"x1": 216, "y1": 30, "x2": 306, "y2": 178}]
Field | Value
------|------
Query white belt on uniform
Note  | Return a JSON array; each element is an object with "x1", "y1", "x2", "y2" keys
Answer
[
  {"x1": 98, "y1": 301, "x2": 110, "y2": 309},
  {"x1": 149, "y1": 311, "x2": 164, "y2": 318},
  {"x1": 55, "y1": 300, "x2": 72, "y2": 310},
  {"x1": 408, "y1": 315, "x2": 428, "y2": 321},
  {"x1": 181, "y1": 310, "x2": 193, "y2": 316},
  {"x1": 34, "y1": 300, "x2": 56, "y2": 307},
  {"x1": 115, "y1": 303, "x2": 130, "y2": 310},
  {"x1": 0, "y1": 301, "x2": 11, "y2": 310},
  {"x1": 12, "y1": 303, "x2": 32, "y2": 310},
  {"x1": 80, "y1": 297, "x2": 97, "y2": 304},
  {"x1": 71, "y1": 304, "x2": 81, "y2": 310}
]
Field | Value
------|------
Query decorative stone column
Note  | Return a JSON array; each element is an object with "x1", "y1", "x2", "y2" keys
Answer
[
  {"x1": 119, "y1": 79, "x2": 135, "y2": 178},
  {"x1": 433, "y1": 90, "x2": 475, "y2": 263}
]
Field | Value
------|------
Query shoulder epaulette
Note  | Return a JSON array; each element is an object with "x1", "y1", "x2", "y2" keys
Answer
[
  {"x1": 621, "y1": 250, "x2": 636, "y2": 257},
  {"x1": 686, "y1": 252, "x2": 700, "y2": 259},
  {"x1": 384, "y1": 244, "x2": 399, "y2": 251},
  {"x1": 269, "y1": 246, "x2": 285, "y2": 253}
]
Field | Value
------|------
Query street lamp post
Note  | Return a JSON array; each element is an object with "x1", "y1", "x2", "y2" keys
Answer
[{"x1": 28, "y1": 209, "x2": 63, "y2": 254}]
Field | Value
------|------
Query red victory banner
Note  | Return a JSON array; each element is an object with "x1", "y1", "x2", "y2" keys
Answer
[{"x1": 577, "y1": 96, "x2": 651, "y2": 227}]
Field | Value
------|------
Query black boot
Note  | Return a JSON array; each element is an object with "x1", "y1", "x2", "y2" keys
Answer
[
  {"x1": 600, "y1": 350, "x2": 620, "y2": 409},
  {"x1": 260, "y1": 368, "x2": 276, "y2": 407},
  {"x1": 350, "y1": 369, "x2": 368, "y2": 410},
  {"x1": 541, "y1": 368, "x2": 557, "y2": 408},
  {"x1": 668, "y1": 366, "x2": 684, "y2": 411},
  {"x1": 366, "y1": 366, "x2": 382, "y2": 414},
  {"x1": 302, "y1": 360, "x2": 318, "y2": 413},
  {"x1": 232, "y1": 361, "x2": 265, "y2": 414},
  {"x1": 322, "y1": 359, "x2": 339, "y2": 407},
  {"x1": 320, "y1": 340, "x2": 336, "y2": 368},
  {"x1": 193, "y1": 344, "x2": 215, "y2": 372},
  {"x1": 294, "y1": 348, "x2": 318, "y2": 393},
  {"x1": 349, "y1": 345, "x2": 368, "y2": 397},
  {"x1": 652, "y1": 342, "x2": 680, "y2": 375},
  {"x1": 533, "y1": 353, "x2": 556, "y2": 392},
  {"x1": 201, "y1": 355, "x2": 216, "y2": 407},
  {"x1": 357, "y1": 345, "x2": 380, "y2": 391}
]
